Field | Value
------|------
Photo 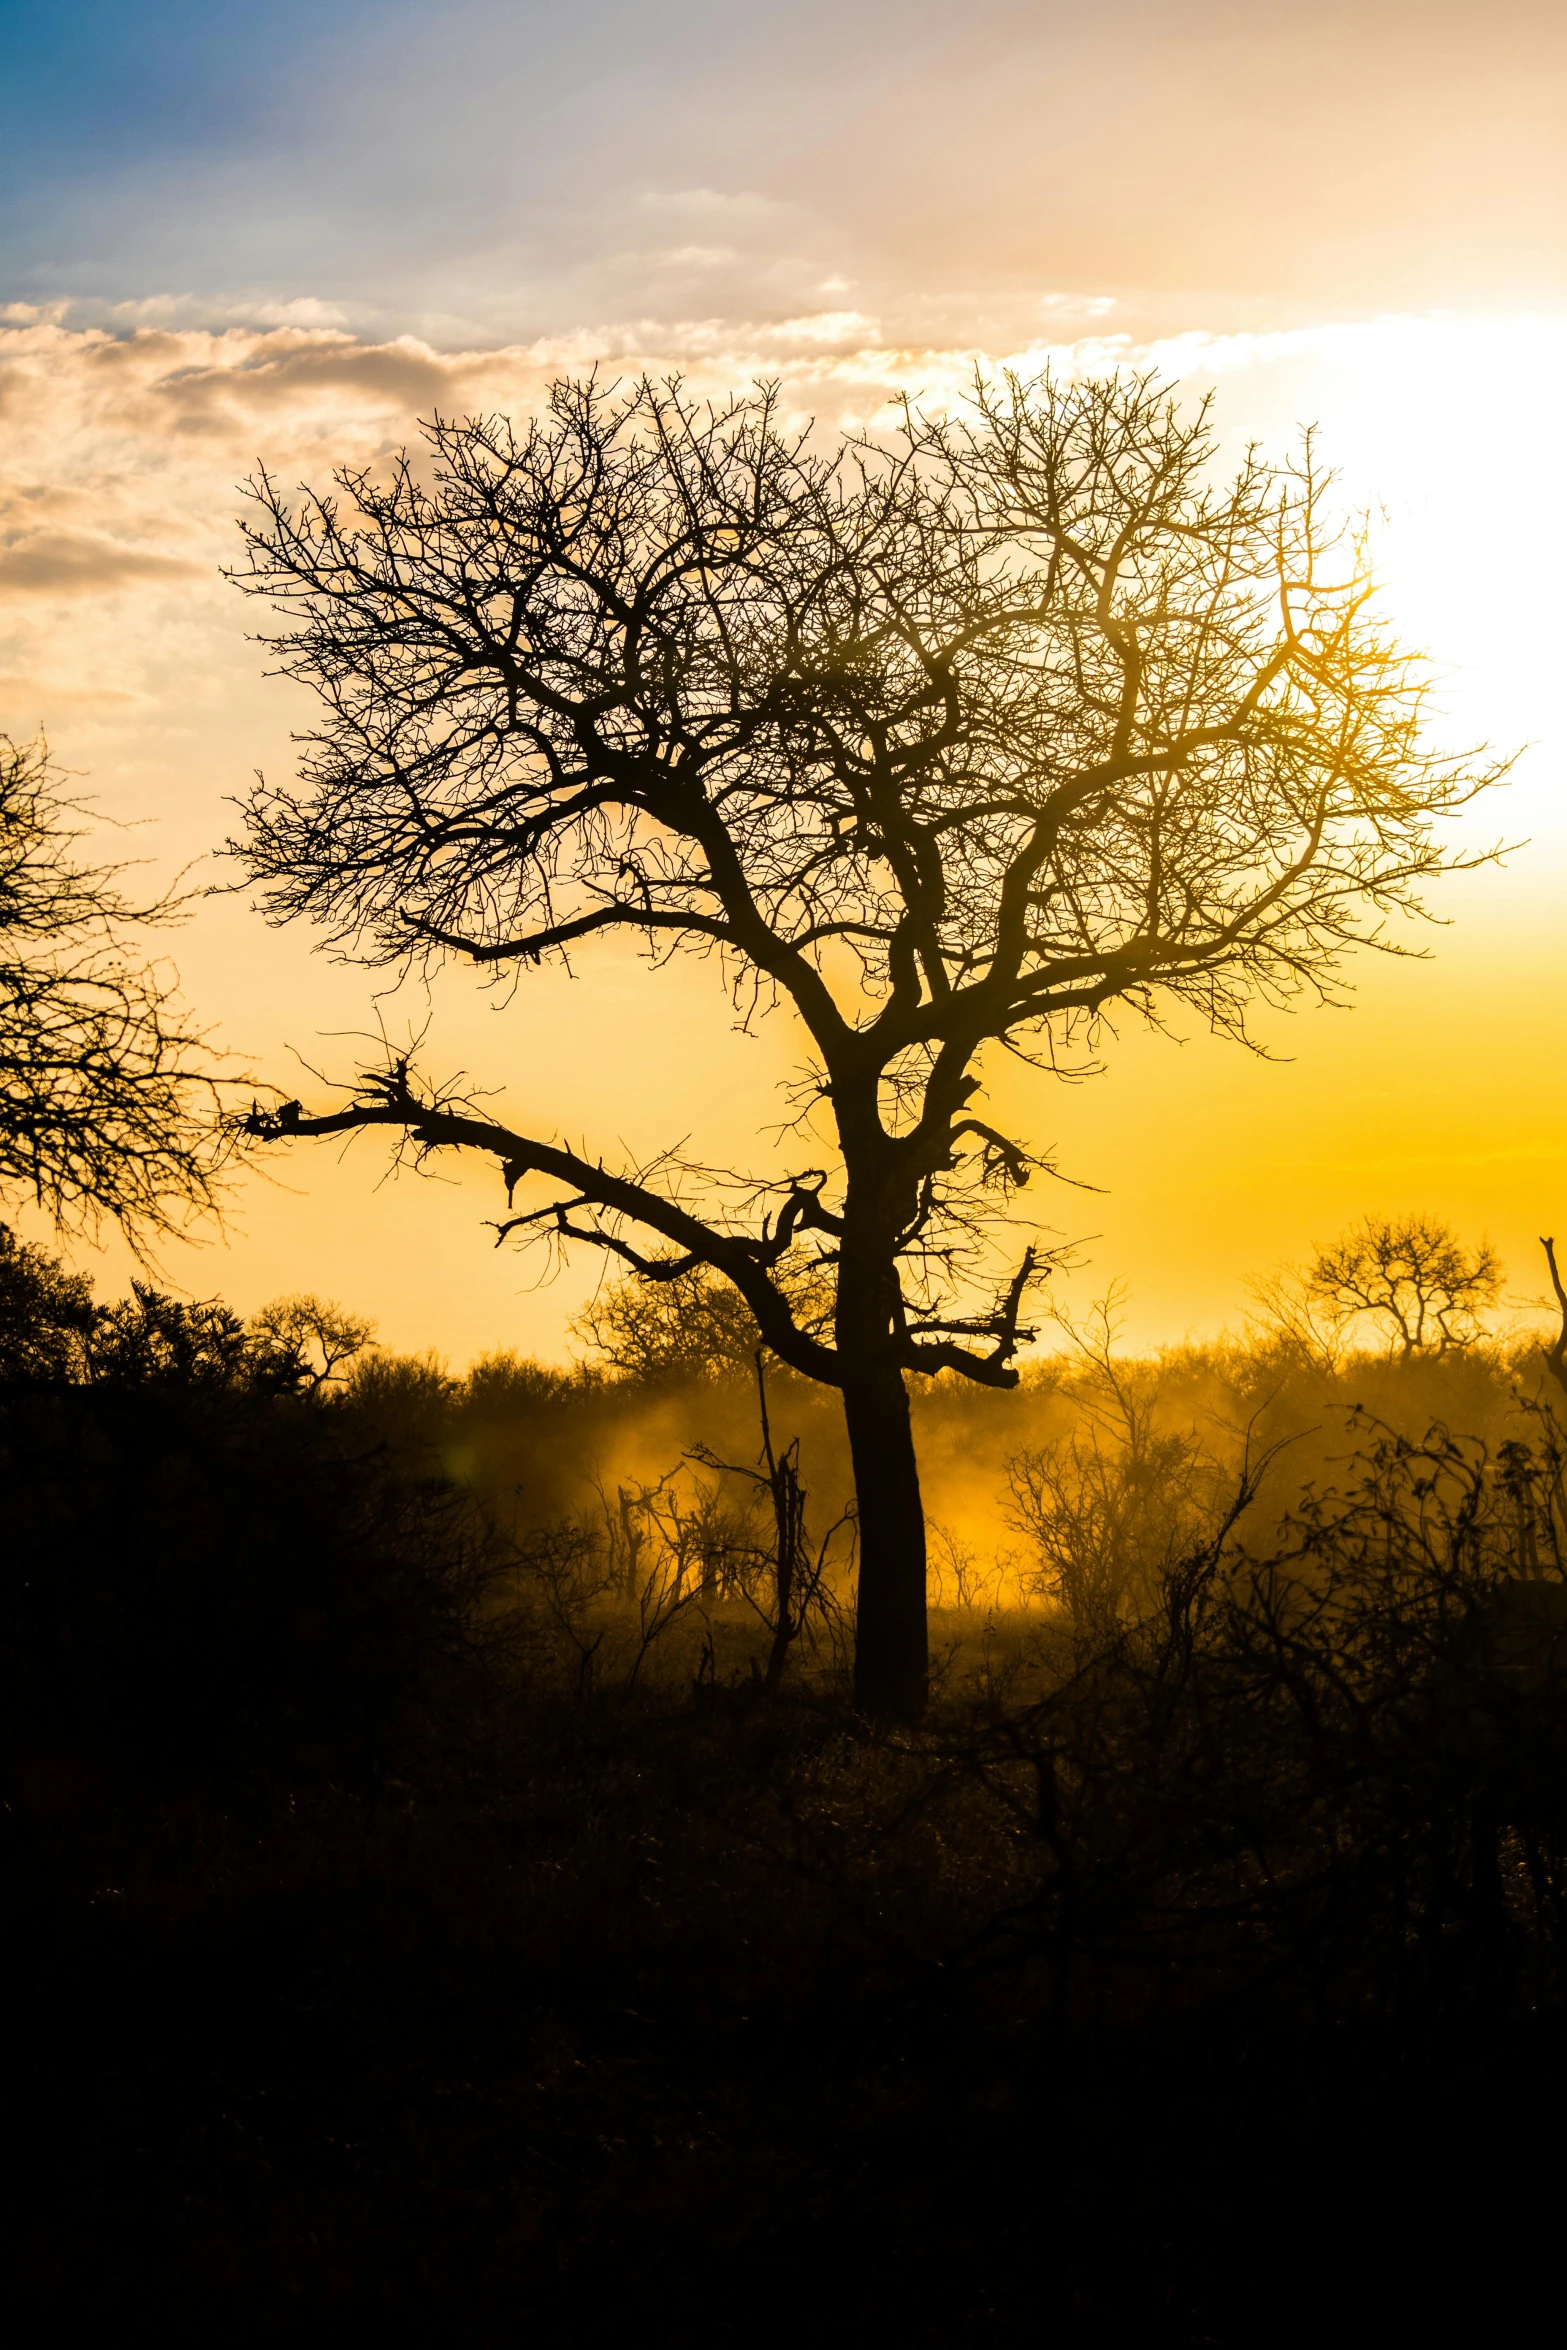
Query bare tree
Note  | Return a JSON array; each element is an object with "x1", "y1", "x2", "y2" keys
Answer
[
  {"x1": 571, "y1": 1254, "x2": 763, "y2": 1381},
  {"x1": 1304, "y1": 1213, "x2": 1502, "y2": 1358},
  {"x1": 231, "y1": 371, "x2": 1499, "y2": 1717},
  {"x1": 695, "y1": 1353, "x2": 852, "y2": 1689},
  {"x1": 1007, "y1": 1293, "x2": 1224, "y2": 1631},
  {"x1": 1245, "y1": 1260, "x2": 1350, "y2": 1375},
  {"x1": 248, "y1": 1293, "x2": 377, "y2": 1390},
  {"x1": 0, "y1": 735, "x2": 234, "y2": 1244}
]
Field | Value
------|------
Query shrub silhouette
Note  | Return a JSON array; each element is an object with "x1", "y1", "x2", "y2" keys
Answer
[
  {"x1": 0, "y1": 1240, "x2": 503, "y2": 1789},
  {"x1": 1, "y1": 1382, "x2": 502, "y2": 1784}
]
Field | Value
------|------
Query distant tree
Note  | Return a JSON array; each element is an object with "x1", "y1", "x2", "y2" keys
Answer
[
  {"x1": 334, "y1": 1348, "x2": 456, "y2": 1454},
  {"x1": 571, "y1": 1256, "x2": 763, "y2": 1381},
  {"x1": 1245, "y1": 1262, "x2": 1351, "y2": 1374},
  {"x1": 0, "y1": 1219, "x2": 372, "y2": 1398},
  {"x1": 248, "y1": 1293, "x2": 377, "y2": 1390},
  {"x1": 1304, "y1": 1213, "x2": 1502, "y2": 1357},
  {"x1": 460, "y1": 1350, "x2": 587, "y2": 1415},
  {"x1": 232, "y1": 372, "x2": 1500, "y2": 1716},
  {"x1": 0, "y1": 735, "x2": 234, "y2": 1243},
  {"x1": 1007, "y1": 1294, "x2": 1221, "y2": 1629},
  {"x1": 85, "y1": 1285, "x2": 257, "y2": 1389},
  {"x1": 79, "y1": 1282, "x2": 373, "y2": 1394},
  {"x1": 0, "y1": 1222, "x2": 96, "y2": 1381}
]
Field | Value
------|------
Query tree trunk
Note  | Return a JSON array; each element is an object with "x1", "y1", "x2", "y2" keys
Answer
[{"x1": 843, "y1": 1358, "x2": 928, "y2": 1719}]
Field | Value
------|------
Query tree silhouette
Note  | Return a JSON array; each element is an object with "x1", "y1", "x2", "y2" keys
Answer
[
  {"x1": 233, "y1": 372, "x2": 1499, "y2": 1716},
  {"x1": 0, "y1": 735, "x2": 232, "y2": 1243},
  {"x1": 247, "y1": 1292, "x2": 377, "y2": 1390},
  {"x1": 0, "y1": 1221, "x2": 96, "y2": 1380},
  {"x1": 570, "y1": 1255, "x2": 766, "y2": 1381},
  {"x1": 1306, "y1": 1213, "x2": 1502, "y2": 1357}
]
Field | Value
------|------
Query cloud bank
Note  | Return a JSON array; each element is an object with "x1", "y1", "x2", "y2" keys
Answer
[{"x1": 5, "y1": 307, "x2": 1562, "y2": 768}]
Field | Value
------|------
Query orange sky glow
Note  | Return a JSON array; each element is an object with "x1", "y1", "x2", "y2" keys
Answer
[{"x1": 2, "y1": 1, "x2": 1564, "y2": 1361}]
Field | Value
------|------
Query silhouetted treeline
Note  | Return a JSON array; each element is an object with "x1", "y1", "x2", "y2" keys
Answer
[{"x1": 8, "y1": 1228, "x2": 1567, "y2": 2339}]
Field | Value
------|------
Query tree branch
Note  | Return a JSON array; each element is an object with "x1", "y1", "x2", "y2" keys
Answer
[{"x1": 246, "y1": 1076, "x2": 839, "y2": 1383}]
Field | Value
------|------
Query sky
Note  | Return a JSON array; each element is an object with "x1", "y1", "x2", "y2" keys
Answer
[{"x1": 2, "y1": 0, "x2": 1565, "y2": 1359}]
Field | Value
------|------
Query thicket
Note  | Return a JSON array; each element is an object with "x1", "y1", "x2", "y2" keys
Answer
[{"x1": 8, "y1": 1227, "x2": 1567, "y2": 2340}]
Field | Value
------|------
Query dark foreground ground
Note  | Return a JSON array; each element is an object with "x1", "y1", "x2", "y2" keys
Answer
[
  {"x1": 8, "y1": 1359, "x2": 1567, "y2": 2342},
  {"x1": 12, "y1": 1714, "x2": 1567, "y2": 2348}
]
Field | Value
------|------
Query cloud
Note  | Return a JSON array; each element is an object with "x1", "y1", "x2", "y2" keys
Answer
[
  {"x1": 2, "y1": 308, "x2": 1562, "y2": 772},
  {"x1": 0, "y1": 535, "x2": 201, "y2": 599},
  {"x1": 0, "y1": 672, "x2": 142, "y2": 715},
  {"x1": 145, "y1": 336, "x2": 460, "y2": 432},
  {"x1": 636, "y1": 189, "x2": 789, "y2": 223},
  {"x1": 647, "y1": 246, "x2": 739, "y2": 271},
  {"x1": 105, "y1": 294, "x2": 356, "y2": 332},
  {"x1": 1040, "y1": 293, "x2": 1117, "y2": 321}
]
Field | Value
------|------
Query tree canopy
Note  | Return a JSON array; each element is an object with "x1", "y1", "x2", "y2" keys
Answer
[
  {"x1": 1306, "y1": 1213, "x2": 1503, "y2": 1357},
  {"x1": 233, "y1": 369, "x2": 1502, "y2": 1712},
  {"x1": 1, "y1": 735, "x2": 233, "y2": 1244}
]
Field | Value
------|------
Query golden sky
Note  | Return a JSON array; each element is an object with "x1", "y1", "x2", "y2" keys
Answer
[{"x1": 2, "y1": 2, "x2": 1564, "y2": 1358}]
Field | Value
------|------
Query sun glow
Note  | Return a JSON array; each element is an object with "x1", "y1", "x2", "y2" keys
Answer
[{"x1": 1046, "y1": 317, "x2": 1567, "y2": 822}]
